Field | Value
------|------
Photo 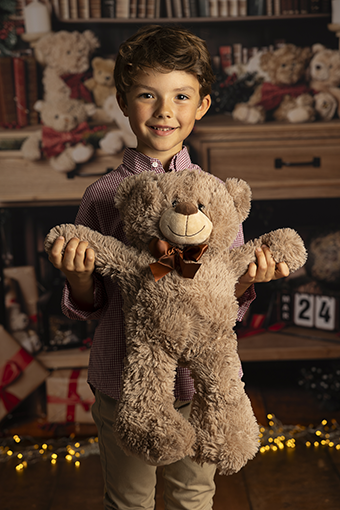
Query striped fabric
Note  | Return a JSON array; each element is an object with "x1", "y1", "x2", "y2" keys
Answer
[{"x1": 62, "y1": 147, "x2": 255, "y2": 400}]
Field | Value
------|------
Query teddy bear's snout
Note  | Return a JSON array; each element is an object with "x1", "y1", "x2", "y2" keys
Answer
[{"x1": 174, "y1": 202, "x2": 198, "y2": 216}]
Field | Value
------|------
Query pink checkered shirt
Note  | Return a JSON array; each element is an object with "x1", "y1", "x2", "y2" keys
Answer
[{"x1": 62, "y1": 147, "x2": 255, "y2": 400}]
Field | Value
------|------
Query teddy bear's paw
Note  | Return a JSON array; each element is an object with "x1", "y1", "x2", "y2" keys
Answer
[
  {"x1": 72, "y1": 143, "x2": 94, "y2": 163},
  {"x1": 315, "y1": 92, "x2": 337, "y2": 121},
  {"x1": 260, "y1": 228, "x2": 307, "y2": 273},
  {"x1": 99, "y1": 131, "x2": 124, "y2": 154}
]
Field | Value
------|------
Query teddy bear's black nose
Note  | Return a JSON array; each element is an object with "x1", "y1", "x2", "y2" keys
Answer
[{"x1": 175, "y1": 202, "x2": 198, "y2": 215}]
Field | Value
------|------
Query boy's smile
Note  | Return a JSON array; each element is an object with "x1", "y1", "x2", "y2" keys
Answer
[{"x1": 117, "y1": 69, "x2": 211, "y2": 169}]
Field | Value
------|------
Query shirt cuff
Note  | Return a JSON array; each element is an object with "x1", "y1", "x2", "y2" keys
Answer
[
  {"x1": 237, "y1": 284, "x2": 256, "y2": 322},
  {"x1": 61, "y1": 274, "x2": 105, "y2": 321}
]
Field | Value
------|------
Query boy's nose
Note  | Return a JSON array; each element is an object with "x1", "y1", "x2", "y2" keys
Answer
[{"x1": 154, "y1": 99, "x2": 172, "y2": 118}]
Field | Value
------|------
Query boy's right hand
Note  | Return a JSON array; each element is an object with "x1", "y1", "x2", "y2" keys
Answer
[{"x1": 49, "y1": 236, "x2": 96, "y2": 310}]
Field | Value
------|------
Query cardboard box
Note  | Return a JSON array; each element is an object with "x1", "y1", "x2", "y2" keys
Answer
[
  {"x1": 46, "y1": 369, "x2": 95, "y2": 423},
  {"x1": 0, "y1": 326, "x2": 49, "y2": 421}
]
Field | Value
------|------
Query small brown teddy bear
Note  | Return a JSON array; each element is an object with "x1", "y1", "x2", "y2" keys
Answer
[
  {"x1": 309, "y1": 44, "x2": 340, "y2": 121},
  {"x1": 33, "y1": 30, "x2": 100, "y2": 103},
  {"x1": 21, "y1": 97, "x2": 96, "y2": 172},
  {"x1": 233, "y1": 44, "x2": 315, "y2": 124},
  {"x1": 84, "y1": 57, "x2": 116, "y2": 107},
  {"x1": 45, "y1": 169, "x2": 307, "y2": 475}
]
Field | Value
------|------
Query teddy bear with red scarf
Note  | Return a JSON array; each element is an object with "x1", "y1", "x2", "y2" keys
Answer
[{"x1": 233, "y1": 44, "x2": 316, "y2": 124}]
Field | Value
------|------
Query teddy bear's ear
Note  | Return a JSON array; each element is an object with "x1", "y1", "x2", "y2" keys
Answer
[
  {"x1": 91, "y1": 56, "x2": 102, "y2": 68},
  {"x1": 300, "y1": 46, "x2": 312, "y2": 63},
  {"x1": 225, "y1": 178, "x2": 252, "y2": 223},
  {"x1": 312, "y1": 43, "x2": 326, "y2": 55},
  {"x1": 33, "y1": 32, "x2": 56, "y2": 64},
  {"x1": 114, "y1": 172, "x2": 160, "y2": 212},
  {"x1": 82, "y1": 30, "x2": 100, "y2": 52}
]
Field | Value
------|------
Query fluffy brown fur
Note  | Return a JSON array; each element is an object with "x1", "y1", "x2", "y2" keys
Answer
[{"x1": 45, "y1": 170, "x2": 307, "y2": 475}]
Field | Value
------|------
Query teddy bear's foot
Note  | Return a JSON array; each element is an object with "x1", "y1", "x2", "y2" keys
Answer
[
  {"x1": 190, "y1": 395, "x2": 260, "y2": 475},
  {"x1": 232, "y1": 103, "x2": 265, "y2": 124},
  {"x1": 99, "y1": 131, "x2": 124, "y2": 154},
  {"x1": 50, "y1": 151, "x2": 76, "y2": 172},
  {"x1": 286, "y1": 106, "x2": 315, "y2": 123},
  {"x1": 72, "y1": 143, "x2": 94, "y2": 163},
  {"x1": 114, "y1": 405, "x2": 196, "y2": 466},
  {"x1": 314, "y1": 92, "x2": 337, "y2": 121}
]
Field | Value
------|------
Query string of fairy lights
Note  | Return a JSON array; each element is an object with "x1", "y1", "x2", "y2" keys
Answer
[{"x1": 1, "y1": 414, "x2": 340, "y2": 472}]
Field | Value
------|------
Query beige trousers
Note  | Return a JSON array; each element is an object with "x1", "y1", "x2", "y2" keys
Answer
[{"x1": 91, "y1": 389, "x2": 216, "y2": 510}]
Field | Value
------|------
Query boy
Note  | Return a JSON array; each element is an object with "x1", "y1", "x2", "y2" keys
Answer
[{"x1": 49, "y1": 25, "x2": 289, "y2": 510}]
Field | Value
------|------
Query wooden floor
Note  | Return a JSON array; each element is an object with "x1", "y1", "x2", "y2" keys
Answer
[{"x1": 1, "y1": 360, "x2": 340, "y2": 510}]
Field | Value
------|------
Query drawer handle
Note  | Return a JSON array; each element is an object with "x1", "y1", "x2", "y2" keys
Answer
[{"x1": 274, "y1": 157, "x2": 321, "y2": 169}]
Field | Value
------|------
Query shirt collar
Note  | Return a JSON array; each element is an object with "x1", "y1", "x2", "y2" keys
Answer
[{"x1": 122, "y1": 146, "x2": 192, "y2": 175}]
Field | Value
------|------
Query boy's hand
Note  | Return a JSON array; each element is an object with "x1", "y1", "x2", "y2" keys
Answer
[
  {"x1": 235, "y1": 245, "x2": 289, "y2": 299},
  {"x1": 49, "y1": 236, "x2": 95, "y2": 310}
]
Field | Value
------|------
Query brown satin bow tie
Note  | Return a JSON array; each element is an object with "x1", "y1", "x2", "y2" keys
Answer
[{"x1": 149, "y1": 238, "x2": 208, "y2": 282}]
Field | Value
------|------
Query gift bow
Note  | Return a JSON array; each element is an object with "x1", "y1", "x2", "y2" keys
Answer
[
  {"x1": 149, "y1": 238, "x2": 208, "y2": 281},
  {"x1": 0, "y1": 349, "x2": 33, "y2": 412},
  {"x1": 42, "y1": 122, "x2": 90, "y2": 158}
]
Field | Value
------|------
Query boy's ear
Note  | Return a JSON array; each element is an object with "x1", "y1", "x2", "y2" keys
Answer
[
  {"x1": 195, "y1": 94, "x2": 211, "y2": 120},
  {"x1": 116, "y1": 92, "x2": 129, "y2": 117}
]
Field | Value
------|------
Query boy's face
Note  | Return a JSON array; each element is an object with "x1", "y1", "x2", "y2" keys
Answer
[{"x1": 117, "y1": 69, "x2": 211, "y2": 167}]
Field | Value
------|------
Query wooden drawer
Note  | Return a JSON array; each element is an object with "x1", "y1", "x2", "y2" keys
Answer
[{"x1": 208, "y1": 142, "x2": 340, "y2": 183}]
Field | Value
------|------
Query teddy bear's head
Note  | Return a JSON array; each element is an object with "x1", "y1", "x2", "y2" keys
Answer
[
  {"x1": 34, "y1": 97, "x2": 95, "y2": 132},
  {"x1": 114, "y1": 169, "x2": 251, "y2": 252},
  {"x1": 34, "y1": 30, "x2": 100, "y2": 75},
  {"x1": 260, "y1": 44, "x2": 312, "y2": 85},
  {"x1": 309, "y1": 44, "x2": 340, "y2": 88},
  {"x1": 91, "y1": 56, "x2": 115, "y2": 87}
]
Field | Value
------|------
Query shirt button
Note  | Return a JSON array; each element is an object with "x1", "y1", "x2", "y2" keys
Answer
[{"x1": 152, "y1": 162, "x2": 158, "y2": 168}]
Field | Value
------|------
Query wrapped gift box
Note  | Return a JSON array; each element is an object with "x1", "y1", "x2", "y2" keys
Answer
[
  {"x1": 0, "y1": 326, "x2": 49, "y2": 421},
  {"x1": 46, "y1": 369, "x2": 95, "y2": 423}
]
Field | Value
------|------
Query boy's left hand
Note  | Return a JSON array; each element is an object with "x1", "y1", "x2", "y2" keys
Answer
[{"x1": 235, "y1": 245, "x2": 289, "y2": 299}]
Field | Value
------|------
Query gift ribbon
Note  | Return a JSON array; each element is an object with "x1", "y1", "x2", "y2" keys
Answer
[
  {"x1": 0, "y1": 348, "x2": 33, "y2": 412},
  {"x1": 149, "y1": 238, "x2": 208, "y2": 281},
  {"x1": 47, "y1": 370, "x2": 95, "y2": 422}
]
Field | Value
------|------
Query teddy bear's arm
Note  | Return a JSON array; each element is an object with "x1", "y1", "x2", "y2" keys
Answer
[
  {"x1": 44, "y1": 223, "x2": 143, "y2": 278},
  {"x1": 84, "y1": 77, "x2": 96, "y2": 91},
  {"x1": 229, "y1": 227, "x2": 307, "y2": 279}
]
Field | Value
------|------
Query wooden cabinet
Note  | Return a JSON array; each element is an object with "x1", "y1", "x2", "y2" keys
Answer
[{"x1": 188, "y1": 116, "x2": 340, "y2": 200}]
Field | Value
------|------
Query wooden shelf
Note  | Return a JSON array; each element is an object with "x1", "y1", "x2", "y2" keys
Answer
[
  {"x1": 238, "y1": 326, "x2": 340, "y2": 362},
  {"x1": 56, "y1": 14, "x2": 331, "y2": 23}
]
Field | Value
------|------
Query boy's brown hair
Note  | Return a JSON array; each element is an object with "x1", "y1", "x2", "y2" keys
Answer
[{"x1": 114, "y1": 25, "x2": 215, "y2": 102}]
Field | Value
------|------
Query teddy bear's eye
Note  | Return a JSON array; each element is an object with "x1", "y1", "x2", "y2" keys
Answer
[
  {"x1": 67, "y1": 50, "x2": 71, "y2": 55},
  {"x1": 54, "y1": 114, "x2": 59, "y2": 119},
  {"x1": 172, "y1": 200, "x2": 178, "y2": 207},
  {"x1": 198, "y1": 204, "x2": 205, "y2": 211},
  {"x1": 281, "y1": 63, "x2": 286, "y2": 68},
  {"x1": 329, "y1": 64, "x2": 333, "y2": 69},
  {"x1": 73, "y1": 116, "x2": 78, "y2": 122}
]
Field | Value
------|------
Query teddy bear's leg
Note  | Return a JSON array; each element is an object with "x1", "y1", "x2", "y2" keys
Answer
[
  {"x1": 99, "y1": 130, "x2": 124, "y2": 154},
  {"x1": 113, "y1": 344, "x2": 196, "y2": 466},
  {"x1": 188, "y1": 339, "x2": 259, "y2": 475}
]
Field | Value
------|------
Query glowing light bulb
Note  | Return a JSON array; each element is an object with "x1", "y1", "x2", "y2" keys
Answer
[{"x1": 75, "y1": 461, "x2": 80, "y2": 467}]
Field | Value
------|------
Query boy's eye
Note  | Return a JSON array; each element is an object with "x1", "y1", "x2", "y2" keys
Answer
[
  {"x1": 139, "y1": 93, "x2": 153, "y2": 99},
  {"x1": 176, "y1": 94, "x2": 189, "y2": 100}
]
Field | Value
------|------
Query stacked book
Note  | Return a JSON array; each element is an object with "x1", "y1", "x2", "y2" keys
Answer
[
  {"x1": 53, "y1": 0, "x2": 330, "y2": 20},
  {"x1": 0, "y1": 54, "x2": 39, "y2": 128}
]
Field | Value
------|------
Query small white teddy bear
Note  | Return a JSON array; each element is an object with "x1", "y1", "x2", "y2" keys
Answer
[{"x1": 21, "y1": 97, "x2": 96, "y2": 172}]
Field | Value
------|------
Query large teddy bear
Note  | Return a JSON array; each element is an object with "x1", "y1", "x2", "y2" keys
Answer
[
  {"x1": 44, "y1": 169, "x2": 307, "y2": 474},
  {"x1": 21, "y1": 97, "x2": 97, "y2": 172},
  {"x1": 309, "y1": 44, "x2": 340, "y2": 121},
  {"x1": 233, "y1": 44, "x2": 315, "y2": 124},
  {"x1": 33, "y1": 30, "x2": 100, "y2": 103}
]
